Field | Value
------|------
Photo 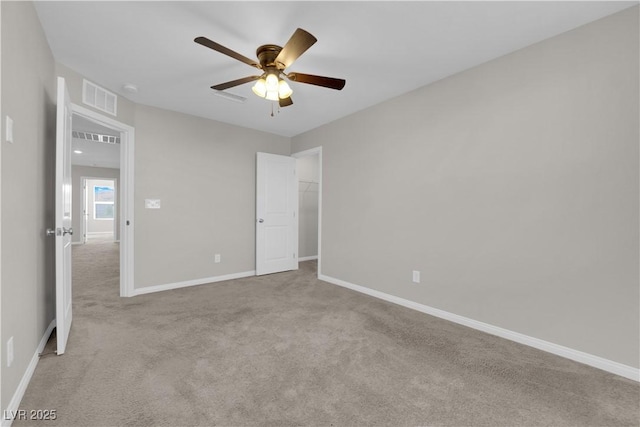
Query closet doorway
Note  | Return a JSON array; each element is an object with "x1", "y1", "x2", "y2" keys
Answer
[{"x1": 292, "y1": 147, "x2": 322, "y2": 274}]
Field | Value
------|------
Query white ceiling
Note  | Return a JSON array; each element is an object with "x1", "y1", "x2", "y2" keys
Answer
[
  {"x1": 35, "y1": 1, "x2": 635, "y2": 137},
  {"x1": 72, "y1": 115, "x2": 120, "y2": 169}
]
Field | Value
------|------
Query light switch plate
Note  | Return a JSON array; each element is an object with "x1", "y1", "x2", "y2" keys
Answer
[
  {"x1": 412, "y1": 270, "x2": 421, "y2": 283},
  {"x1": 7, "y1": 336, "x2": 14, "y2": 367},
  {"x1": 145, "y1": 199, "x2": 161, "y2": 209},
  {"x1": 6, "y1": 116, "x2": 14, "y2": 143}
]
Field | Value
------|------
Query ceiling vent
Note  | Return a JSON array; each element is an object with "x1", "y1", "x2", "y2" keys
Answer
[
  {"x1": 72, "y1": 130, "x2": 121, "y2": 144},
  {"x1": 213, "y1": 91, "x2": 247, "y2": 103},
  {"x1": 83, "y1": 79, "x2": 117, "y2": 116}
]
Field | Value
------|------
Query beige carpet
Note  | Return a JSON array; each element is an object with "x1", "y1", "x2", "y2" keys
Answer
[{"x1": 15, "y1": 240, "x2": 639, "y2": 426}]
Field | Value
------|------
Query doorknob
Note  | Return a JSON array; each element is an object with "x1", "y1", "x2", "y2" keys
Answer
[
  {"x1": 46, "y1": 227, "x2": 73, "y2": 237},
  {"x1": 258, "y1": 218, "x2": 264, "y2": 223}
]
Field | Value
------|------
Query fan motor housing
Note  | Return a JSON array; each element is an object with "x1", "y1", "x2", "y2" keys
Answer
[{"x1": 256, "y1": 44, "x2": 283, "y2": 69}]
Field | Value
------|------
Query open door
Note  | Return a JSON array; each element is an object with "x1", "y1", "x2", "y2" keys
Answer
[
  {"x1": 55, "y1": 77, "x2": 73, "y2": 354},
  {"x1": 256, "y1": 152, "x2": 298, "y2": 275}
]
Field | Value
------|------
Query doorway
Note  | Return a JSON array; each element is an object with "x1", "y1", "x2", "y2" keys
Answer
[
  {"x1": 292, "y1": 147, "x2": 322, "y2": 275},
  {"x1": 82, "y1": 177, "x2": 118, "y2": 243},
  {"x1": 70, "y1": 105, "x2": 135, "y2": 297}
]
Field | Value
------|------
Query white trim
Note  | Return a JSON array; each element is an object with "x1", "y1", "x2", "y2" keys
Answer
[
  {"x1": 1, "y1": 320, "x2": 56, "y2": 427},
  {"x1": 71, "y1": 104, "x2": 135, "y2": 297},
  {"x1": 71, "y1": 242, "x2": 83, "y2": 246},
  {"x1": 298, "y1": 256, "x2": 318, "y2": 262},
  {"x1": 0, "y1": 3, "x2": 3, "y2": 410},
  {"x1": 291, "y1": 147, "x2": 322, "y2": 276},
  {"x1": 80, "y1": 177, "x2": 85, "y2": 244},
  {"x1": 318, "y1": 274, "x2": 640, "y2": 382},
  {"x1": 132, "y1": 271, "x2": 256, "y2": 296}
]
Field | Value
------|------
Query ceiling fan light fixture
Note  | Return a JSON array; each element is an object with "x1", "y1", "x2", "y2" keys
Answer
[
  {"x1": 265, "y1": 90, "x2": 279, "y2": 101},
  {"x1": 252, "y1": 78, "x2": 267, "y2": 97},
  {"x1": 278, "y1": 80, "x2": 293, "y2": 99},
  {"x1": 196, "y1": 28, "x2": 345, "y2": 108},
  {"x1": 265, "y1": 73, "x2": 279, "y2": 91},
  {"x1": 253, "y1": 74, "x2": 293, "y2": 101}
]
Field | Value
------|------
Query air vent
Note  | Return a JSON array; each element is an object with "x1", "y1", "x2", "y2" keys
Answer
[
  {"x1": 213, "y1": 91, "x2": 247, "y2": 103},
  {"x1": 83, "y1": 79, "x2": 117, "y2": 116},
  {"x1": 72, "y1": 131, "x2": 121, "y2": 144}
]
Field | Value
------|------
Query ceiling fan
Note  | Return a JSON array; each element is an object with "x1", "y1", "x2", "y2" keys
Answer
[{"x1": 194, "y1": 28, "x2": 346, "y2": 108}]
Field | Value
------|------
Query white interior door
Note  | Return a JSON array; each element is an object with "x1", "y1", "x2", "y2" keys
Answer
[
  {"x1": 55, "y1": 77, "x2": 73, "y2": 355},
  {"x1": 256, "y1": 152, "x2": 298, "y2": 275}
]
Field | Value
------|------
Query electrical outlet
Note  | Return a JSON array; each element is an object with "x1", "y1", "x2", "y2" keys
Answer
[
  {"x1": 214, "y1": 254, "x2": 221, "y2": 263},
  {"x1": 412, "y1": 270, "x2": 421, "y2": 284},
  {"x1": 7, "y1": 336, "x2": 14, "y2": 367},
  {"x1": 144, "y1": 199, "x2": 161, "y2": 209}
]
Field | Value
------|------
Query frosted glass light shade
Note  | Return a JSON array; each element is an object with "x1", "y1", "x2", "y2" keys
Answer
[
  {"x1": 278, "y1": 80, "x2": 293, "y2": 99},
  {"x1": 265, "y1": 90, "x2": 279, "y2": 101},
  {"x1": 252, "y1": 78, "x2": 267, "y2": 97},
  {"x1": 265, "y1": 73, "x2": 279, "y2": 92}
]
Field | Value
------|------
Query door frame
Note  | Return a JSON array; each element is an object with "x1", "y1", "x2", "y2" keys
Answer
[
  {"x1": 71, "y1": 104, "x2": 135, "y2": 297},
  {"x1": 81, "y1": 176, "x2": 118, "y2": 243},
  {"x1": 291, "y1": 147, "x2": 322, "y2": 276}
]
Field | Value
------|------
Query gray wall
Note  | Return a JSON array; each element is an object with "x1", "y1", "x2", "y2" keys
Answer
[
  {"x1": 297, "y1": 155, "x2": 319, "y2": 258},
  {"x1": 134, "y1": 105, "x2": 291, "y2": 289},
  {"x1": 71, "y1": 166, "x2": 120, "y2": 243},
  {"x1": 1, "y1": 1, "x2": 56, "y2": 411},
  {"x1": 292, "y1": 7, "x2": 639, "y2": 368}
]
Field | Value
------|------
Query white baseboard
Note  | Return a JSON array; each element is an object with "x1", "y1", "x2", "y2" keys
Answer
[
  {"x1": 71, "y1": 241, "x2": 83, "y2": 246},
  {"x1": 299, "y1": 256, "x2": 318, "y2": 262},
  {"x1": 2, "y1": 320, "x2": 56, "y2": 427},
  {"x1": 132, "y1": 270, "x2": 256, "y2": 296},
  {"x1": 318, "y1": 274, "x2": 639, "y2": 382}
]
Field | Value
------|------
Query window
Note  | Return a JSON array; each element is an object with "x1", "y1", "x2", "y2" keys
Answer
[{"x1": 94, "y1": 185, "x2": 115, "y2": 220}]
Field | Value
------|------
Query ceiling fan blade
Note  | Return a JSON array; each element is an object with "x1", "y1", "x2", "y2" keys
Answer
[
  {"x1": 279, "y1": 97, "x2": 293, "y2": 108},
  {"x1": 195, "y1": 36, "x2": 261, "y2": 69},
  {"x1": 211, "y1": 76, "x2": 260, "y2": 91},
  {"x1": 275, "y1": 28, "x2": 317, "y2": 69},
  {"x1": 287, "y1": 73, "x2": 346, "y2": 90}
]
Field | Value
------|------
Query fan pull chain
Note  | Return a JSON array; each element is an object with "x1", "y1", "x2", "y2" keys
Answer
[{"x1": 271, "y1": 102, "x2": 274, "y2": 117}]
